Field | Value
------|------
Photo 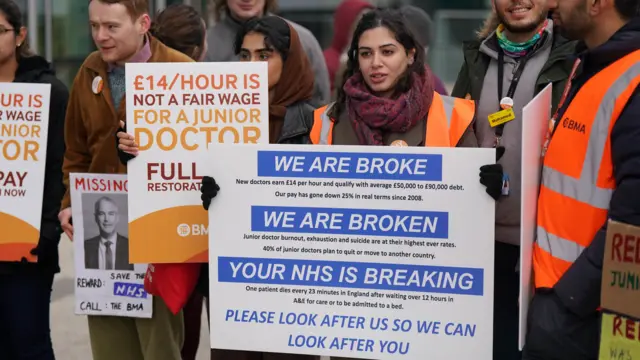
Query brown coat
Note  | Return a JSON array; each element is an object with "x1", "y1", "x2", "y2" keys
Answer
[{"x1": 61, "y1": 36, "x2": 193, "y2": 208}]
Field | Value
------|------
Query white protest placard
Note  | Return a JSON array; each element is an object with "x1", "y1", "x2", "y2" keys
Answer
[
  {"x1": 0, "y1": 83, "x2": 50, "y2": 261},
  {"x1": 207, "y1": 144, "x2": 496, "y2": 359},
  {"x1": 125, "y1": 62, "x2": 269, "y2": 264},
  {"x1": 519, "y1": 84, "x2": 552, "y2": 349},
  {"x1": 71, "y1": 173, "x2": 152, "y2": 318}
]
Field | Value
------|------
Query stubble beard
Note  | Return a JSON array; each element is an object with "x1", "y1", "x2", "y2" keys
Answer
[
  {"x1": 557, "y1": 5, "x2": 591, "y2": 41},
  {"x1": 497, "y1": 9, "x2": 547, "y2": 35}
]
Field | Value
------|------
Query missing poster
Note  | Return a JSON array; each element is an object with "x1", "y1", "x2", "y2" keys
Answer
[{"x1": 70, "y1": 173, "x2": 152, "y2": 318}]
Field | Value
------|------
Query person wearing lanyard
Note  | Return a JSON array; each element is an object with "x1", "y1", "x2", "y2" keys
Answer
[{"x1": 451, "y1": 1, "x2": 576, "y2": 359}]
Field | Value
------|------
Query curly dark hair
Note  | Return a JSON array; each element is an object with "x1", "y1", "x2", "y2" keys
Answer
[{"x1": 329, "y1": 8, "x2": 426, "y2": 121}]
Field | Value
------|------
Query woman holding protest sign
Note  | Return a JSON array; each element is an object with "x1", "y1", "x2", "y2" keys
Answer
[
  {"x1": 117, "y1": 14, "x2": 317, "y2": 360},
  {"x1": 200, "y1": 8, "x2": 485, "y2": 204},
  {"x1": 0, "y1": 0, "x2": 68, "y2": 358},
  {"x1": 197, "y1": 9, "x2": 510, "y2": 360}
]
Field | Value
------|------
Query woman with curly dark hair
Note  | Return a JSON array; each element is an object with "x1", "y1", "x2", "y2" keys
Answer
[{"x1": 312, "y1": 8, "x2": 477, "y2": 149}]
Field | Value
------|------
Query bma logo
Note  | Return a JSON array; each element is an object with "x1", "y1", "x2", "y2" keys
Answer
[
  {"x1": 177, "y1": 223, "x2": 208, "y2": 237},
  {"x1": 562, "y1": 117, "x2": 586, "y2": 134}
]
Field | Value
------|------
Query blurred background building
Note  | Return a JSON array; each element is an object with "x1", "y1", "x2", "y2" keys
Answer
[{"x1": 13, "y1": 0, "x2": 490, "y2": 89}]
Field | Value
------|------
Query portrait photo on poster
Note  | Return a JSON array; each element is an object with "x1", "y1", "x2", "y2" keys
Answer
[
  {"x1": 71, "y1": 173, "x2": 152, "y2": 318},
  {"x1": 81, "y1": 193, "x2": 133, "y2": 272}
]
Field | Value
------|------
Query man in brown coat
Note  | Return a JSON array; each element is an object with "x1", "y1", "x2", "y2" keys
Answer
[{"x1": 57, "y1": 1, "x2": 192, "y2": 359}]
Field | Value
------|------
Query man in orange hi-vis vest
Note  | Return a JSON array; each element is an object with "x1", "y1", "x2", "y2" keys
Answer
[{"x1": 522, "y1": 0, "x2": 640, "y2": 358}]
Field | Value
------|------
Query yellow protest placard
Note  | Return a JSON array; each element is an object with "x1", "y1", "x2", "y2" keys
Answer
[
  {"x1": 601, "y1": 220, "x2": 640, "y2": 320},
  {"x1": 600, "y1": 313, "x2": 640, "y2": 359}
]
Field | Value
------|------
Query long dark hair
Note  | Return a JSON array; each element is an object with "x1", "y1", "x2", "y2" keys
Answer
[
  {"x1": 150, "y1": 4, "x2": 205, "y2": 61},
  {"x1": 234, "y1": 16, "x2": 291, "y2": 61},
  {"x1": 329, "y1": 8, "x2": 425, "y2": 120},
  {"x1": 0, "y1": 0, "x2": 34, "y2": 60}
]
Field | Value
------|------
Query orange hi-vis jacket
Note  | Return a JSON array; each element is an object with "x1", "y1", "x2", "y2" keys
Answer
[
  {"x1": 309, "y1": 92, "x2": 475, "y2": 146},
  {"x1": 533, "y1": 49, "x2": 640, "y2": 289}
]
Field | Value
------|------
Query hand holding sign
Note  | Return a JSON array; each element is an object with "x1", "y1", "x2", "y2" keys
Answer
[
  {"x1": 479, "y1": 146, "x2": 505, "y2": 201},
  {"x1": 58, "y1": 207, "x2": 73, "y2": 240},
  {"x1": 200, "y1": 176, "x2": 221, "y2": 211},
  {"x1": 117, "y1": 120, "x2": 139, "y2": 156}
]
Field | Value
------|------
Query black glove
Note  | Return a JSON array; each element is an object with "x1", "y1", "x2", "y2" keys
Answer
[
  {"x1": 479, "y1": 146, "x2": 505, "y2": 201},
  {"x1": 115, "y1": 125, "x2": 135, "y2": 165},
  {"x1": 201, "y1": 176, "x2": 221, "y2": 210}
]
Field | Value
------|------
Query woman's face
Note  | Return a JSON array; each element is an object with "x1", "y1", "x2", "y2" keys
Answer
[
  {"x1": 357, "y1": 26, "x2": 415, "y2": 98},
  {"x1": 239, "y1": 31, "x2": 283, "y2": 89},
  {"x1": 0, "y1": 11, "x2": 25, "y2": 69}
]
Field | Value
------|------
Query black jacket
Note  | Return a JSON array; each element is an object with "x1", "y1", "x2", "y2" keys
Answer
[
  {"x1": 116, "y1": 101, "x2": 315, "y2": 297},
  {"x1": 552, "y1": 18, "x2": 640, "y2": 317},
  {"x1": 523, "y1": 19, "x2": 640, "y2": 360},
  {"x1": 274, "y1": 102, "x2": 315, "y2": 144},
  {"x1": 0, "y1": 56, "x2": 69, "y2": 274}
]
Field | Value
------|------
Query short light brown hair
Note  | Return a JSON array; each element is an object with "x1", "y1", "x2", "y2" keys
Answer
[
  {"x1": 90, "y1": 0, "x2": 150, "y2": 19},
  {"x1": 211, "y1": 0, "x2": 277, "y2": 21}
]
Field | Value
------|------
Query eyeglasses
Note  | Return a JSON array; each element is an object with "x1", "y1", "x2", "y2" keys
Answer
[{"x1": 0, "y1": 27, "x2": 15, "y2": 35}]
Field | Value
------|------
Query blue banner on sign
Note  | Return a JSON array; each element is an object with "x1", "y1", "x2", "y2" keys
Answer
[
  {"x1": 256, "y1": 151, "x2": 443, "y2": 181},
  {"x1": 113, "y1": 282, "x2": 148, "y2": 299},
  {"x1": 250, "y1": 206, "x2": 449, "y2": 239},
  {"x1": 218, "y1": 256, "x2": 483, "y2": 296}
]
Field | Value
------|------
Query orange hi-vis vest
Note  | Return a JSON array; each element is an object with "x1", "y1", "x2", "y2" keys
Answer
[
  {"x1": 533, "y1": 49, "x2": 640, "y2": 289},
  {"x1": 309, "y1": 92, "x2": 475, "y2": 146}
]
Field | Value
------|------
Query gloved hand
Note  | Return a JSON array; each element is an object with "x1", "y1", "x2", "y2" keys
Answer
[
  {"x1": 201, "y1": 176, "x2": 221, "y2": 210},
  {"x1": 479, "y1": 146, "x2": 505, "y2": 201}
]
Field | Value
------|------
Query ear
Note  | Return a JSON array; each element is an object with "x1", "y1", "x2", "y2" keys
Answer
[
  {"x1": 138, "y1": 13, "x2": 151, "y2": 33},
  {"x1": 408, "y1": 48, "x2": 416, "y2": 65},
  {"x1": 16, "y1": 27, "x2": 27, "y2": 48},
  {"x1": 590, "y1": 0, "x2": 608, "y2": 16},
  {"x1": 491, "y1": 0, "x2": 497, "y2": 13}
]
